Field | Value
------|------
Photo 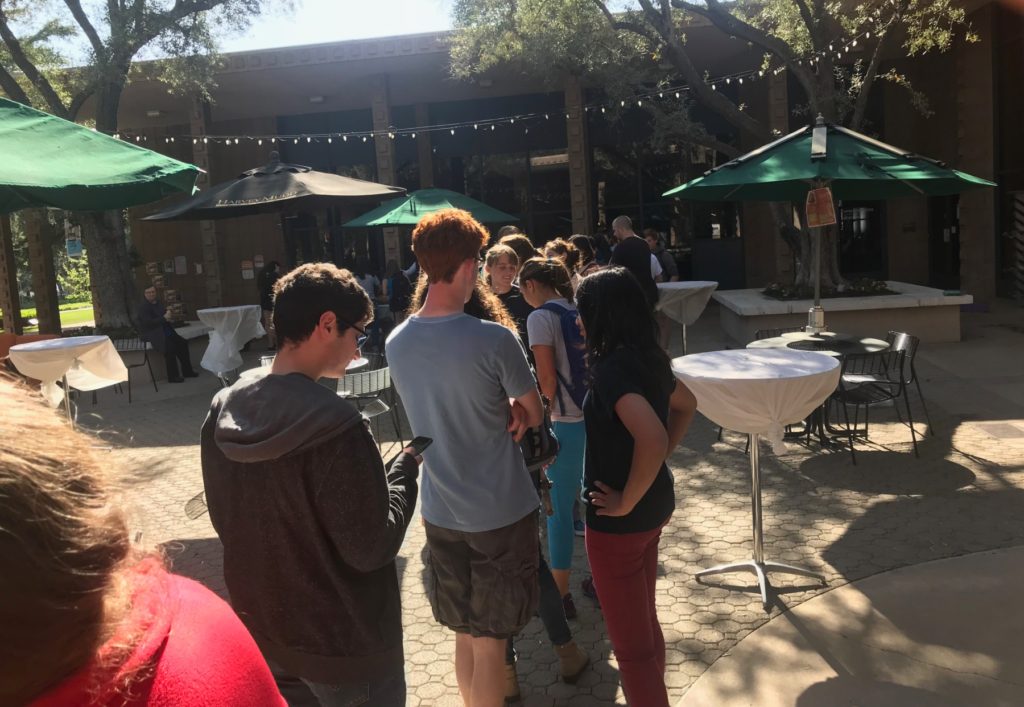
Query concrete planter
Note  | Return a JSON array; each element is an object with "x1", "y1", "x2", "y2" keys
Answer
[{"x1": 713, "y1": 282, "x2": 973, "y2": 345}]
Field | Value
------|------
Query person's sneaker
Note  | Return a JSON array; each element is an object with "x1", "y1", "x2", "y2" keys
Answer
[
  {"x1": 574, "y1": 519, "x2": 585, "y2": 537},
  {"x1": 562, "y1": 593, "x2": 578, "y2": 620},
  {"x1": 581, "y1": 576, "x2": 600, "y2": 606},
  {"x1": 554, "y1": 641, "x2": 590, "y2": 684}
]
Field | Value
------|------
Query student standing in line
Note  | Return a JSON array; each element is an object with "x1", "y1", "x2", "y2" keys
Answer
[
  {"x1": 519, "y1": 258, "x2": 588, "y2": 619},
  {"x1": 576, "y1": 267, "x2": 696, "y2": 707},
  {"x1": 484, "y1": 244, "x2": 534, "y2": 353}
]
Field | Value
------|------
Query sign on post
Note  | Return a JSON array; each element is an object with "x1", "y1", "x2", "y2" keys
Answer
[{"x1": 805, "y1": 187, "x2": 837, "y2": 228}]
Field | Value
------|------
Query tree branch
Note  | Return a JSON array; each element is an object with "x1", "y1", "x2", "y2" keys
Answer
[
  {"x1": 792, "y1": 0, "x2": 818, "y2": 49},
  {"x1": 0, "y1": 7, "x2": 70, "y2": 117},
  {"x1": 850, "y1": 8, "x2": 903, "y2": 130},
  {"x1": 671, "y1": 0, "x2": 821, "y2": 114},
  {"x1": 64, "y1": 0, "x2": 105, "y2": 57},
  {"x1": 0, "y1": 63, "x2": 31, "y2": 104}
]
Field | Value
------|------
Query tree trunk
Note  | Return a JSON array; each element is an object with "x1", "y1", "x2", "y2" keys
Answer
[
  {"x1": 80, "y1": 210, "x2": 138, "y2": 330},
  {"x1": 78, "y1": 76, "x2": 139, "y2": 330}
]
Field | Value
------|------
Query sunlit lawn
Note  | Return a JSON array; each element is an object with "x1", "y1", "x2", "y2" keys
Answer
[{"x1": 1, "y1": 304, "x2": 95, "y2": 333}]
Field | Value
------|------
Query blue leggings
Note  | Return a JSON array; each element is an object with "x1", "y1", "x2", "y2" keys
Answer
[{"x1": 547, "y1": 420, "x2": 586, "y2": 570}]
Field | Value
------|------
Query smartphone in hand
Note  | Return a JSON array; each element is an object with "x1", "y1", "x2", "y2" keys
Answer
[{"x1": 386, "y1": 436, "x2": 432, "y2": 469}]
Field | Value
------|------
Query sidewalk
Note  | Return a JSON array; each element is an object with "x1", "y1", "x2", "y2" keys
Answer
[{"x1": 677, "y1": 546, "x2": 1024, "y2": 707}]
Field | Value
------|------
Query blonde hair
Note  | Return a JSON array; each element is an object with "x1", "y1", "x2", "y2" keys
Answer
[
  {"x1": 0, "y1": 378, "x2": 143, "y2": 704},
  {"x1": 408, "y1": 271, "x2": 519, "y2": 332}
]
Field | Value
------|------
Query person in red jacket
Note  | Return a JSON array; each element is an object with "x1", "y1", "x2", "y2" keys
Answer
[{"x1": 0, "y1": 377, "x2": 285, "y2": 707}]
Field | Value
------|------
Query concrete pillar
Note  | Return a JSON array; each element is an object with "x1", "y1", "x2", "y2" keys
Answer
[
  {"x1": 371, "y1": 76, "x2": 401, "y2": 264},
  {"x1": 191, "y1": 98, "x2": 223, "y2": 307},
  {"x1": 415, "y1": 103, "x2": 435, "y2": 189},
  {"x1": 955, "y1": 4, "x2": 997, "y2": 302},
  {"x1": 565, "y1": 77, "x2": 595, "y2": 236},
  {"x1": 0, "y1": 214, "x2": 22, "y2": 334},
  {"x1": 24, "y1": 210, "x2": 61, "y2": 334}
]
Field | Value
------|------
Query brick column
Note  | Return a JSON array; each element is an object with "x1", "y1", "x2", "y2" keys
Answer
[
  {"x1": 415, "y1": 103, "x2": 435, "y2": 189},
  {"x1": 371, "y1": 76, "x2": 401, "y2": 264},
  {"x1": 955, "y1": 4, "x2": 997, "y2": 302},
  {"x1": 565, "y1": 77, "x2": 595, "y2": 236},
  {"x1": 191, "y1": 99, "x2": 223, "y2": 307},
  {"x1": 0, "y1": 214, "x2": 22, "y2": 334},
  {"x1": 24, "y1": 209, "x2": 61, "y2": 334}
]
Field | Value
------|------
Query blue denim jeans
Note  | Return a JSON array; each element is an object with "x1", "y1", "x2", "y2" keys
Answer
[{"x1": 506, "y1": 541, "x2": 573, "y2": 664}]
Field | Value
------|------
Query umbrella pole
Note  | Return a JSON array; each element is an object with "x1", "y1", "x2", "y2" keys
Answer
[{"x1": 806, "y1": 226, "x2": 826, "y2": 333}]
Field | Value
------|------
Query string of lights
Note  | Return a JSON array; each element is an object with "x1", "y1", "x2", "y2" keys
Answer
[{"x1": 111, "y1": 19, "x2": 885, "y2": 147}]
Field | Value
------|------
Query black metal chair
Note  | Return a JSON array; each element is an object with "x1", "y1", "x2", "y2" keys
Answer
[
  {"x1": 831, "y1": 350, "x2": 919, "y2": 464},
  {"x1": 337, "y1": 365, "x2": 403, "y2": 448},
  {"x1": 886, "y1": 330, "x2": 934, "y2": 435},
  {"x1": 113, "y1": 336, "x2": 158, "y2": 403}
]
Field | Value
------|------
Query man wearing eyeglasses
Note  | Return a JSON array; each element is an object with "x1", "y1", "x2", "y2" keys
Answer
[{"x1": 201, "y1": 262, "x2": 421, "y2": 706}]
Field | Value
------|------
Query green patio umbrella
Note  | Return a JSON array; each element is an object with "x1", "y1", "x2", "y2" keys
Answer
[
  {"x1": 663, "y1": 116, "x2": 995, "y2": 331},
  {"x1": 0, "y1": 97, "x2": 199, "y2": 213},
  {"x1": 344, "y1": 188, "x2": 518, "y2": 227}
]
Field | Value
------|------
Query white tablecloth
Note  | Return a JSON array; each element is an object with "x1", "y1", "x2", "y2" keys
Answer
[
  {"x1": 672, "y1": 349, "x2": 840, "y2": 454},
  {"x1": 9, "y1": 335, "x2": 128, "y2": 406},
  {"x1": 196, "y1": 305, "x2": 266, "y2": 374},
  {"x1": 656, "y1": 281, "x2": 719, "y2": 326}
]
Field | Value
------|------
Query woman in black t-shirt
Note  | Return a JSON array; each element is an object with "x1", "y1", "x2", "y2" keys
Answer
[{"x1": 576, "y1": 267, "x2": 696, "y2": 707}]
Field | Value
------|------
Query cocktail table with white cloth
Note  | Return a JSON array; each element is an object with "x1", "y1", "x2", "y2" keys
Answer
[
  {"x1": 672, "y1": 348, "x2": 840, "y2": 608},
  {"x1": 196, "y1": 305, "x2": 265, "y2": 382},
  {"x1": 656, "y1": 281, "x2": 718, "y2": 353},
  {"x1": 747, "y1": 330, "x2": 889, "y2": 357},
  {"x1": 9, "y1": 335, "x2": 128, "y2": 427}
]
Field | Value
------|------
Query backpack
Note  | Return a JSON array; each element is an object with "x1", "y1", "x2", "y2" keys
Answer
[{"x1": 538, "y1": 301, "x2": 589, "y2": 412}]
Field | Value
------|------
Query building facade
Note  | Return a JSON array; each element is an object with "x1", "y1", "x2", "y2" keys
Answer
[{"x1": 102, "y1": 1, "x2": 1020, "y2": 318}]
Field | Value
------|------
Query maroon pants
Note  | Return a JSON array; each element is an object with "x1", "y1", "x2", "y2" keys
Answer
[{"x1": 586, "y1": 522, "x2": 669, "y2": 707}]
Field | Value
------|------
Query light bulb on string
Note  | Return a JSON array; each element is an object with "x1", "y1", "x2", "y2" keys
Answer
[
  {"x1": 193, "y1": 138, "x2": 198, "y2": 144},
  {"x1": 343, "y1": 135, "x2": 348, "y2": 142},
  {"x1": 620, "y1": 100, "x2": 626, "y2": 107},
  {"x1": 362, "y1": 136, "x2": 367, "y2": 142},
  {"x1": 411, "y1": 132, "x2": 416, "y2": 139},
  {"x1": 258, "y1": 138, "x2": 263, "y2": 145},
  {"x1": 675, "y1": 92, "x2": 681, "y2": 99},
  {"x1": 294, "y1": 138, "x2": 299, "y2": 144},
  {"x1": 659, "y1": 92, "x2": 664, "y2": 98},
  {"x1": 306, "y1": 136, "x2": 311, "y2": 143},
  {"x1": 473, "y1": 123, "x2": 478, "y2": 130},
  {"x1": 327, "y1": 137, "x2": 332, "y2": 143},
  {"x1": 601, "y1": 106, "x2": 606, "y2": 113},
  {"x1": 492, "y1": 124, "x2": 497, "y2": 130},
  {"x1": 203, "y1": 137, "x2": 208, "y2": 144},
  {"x1": 450, "y1": 128, "x2": 455, "y2": 135},
  {"x1": 234, "y1": 138, "x2": 239, "y2": 144}
]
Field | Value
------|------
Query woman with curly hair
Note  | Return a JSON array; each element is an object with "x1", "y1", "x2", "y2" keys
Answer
[
  {"x1": 0, "y1": 378, "x2": 284, "y2": 707},
  {"x1": 543, "y1": 238, "x2": 582, "y2": 291}
]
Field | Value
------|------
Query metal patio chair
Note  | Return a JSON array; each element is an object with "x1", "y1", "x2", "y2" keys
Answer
[
  {"x1": 337, "y1": 365, "x2": 403, "y2": 447},
  {"x1": 113, "y1": 336, "x2": 158, "y2": 403},
  {"x1": 831, "y1": 349, "x2": 919, "y2": 464},
  {"x1": 886, "y1": 330, "x2": 934, "y2": 436}
]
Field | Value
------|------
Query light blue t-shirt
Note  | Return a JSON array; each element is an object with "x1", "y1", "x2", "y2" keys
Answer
[{"x1": 386, "y1": 312, "x2": 540, "y2": 532}]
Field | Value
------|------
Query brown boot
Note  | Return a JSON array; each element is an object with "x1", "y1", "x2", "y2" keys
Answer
[
  {"x1": 505, "y1": 662, "x2": 522, "y2": 704},
  {"x1": 555, "y1": 640, "x2": 590, "y2": 684}
]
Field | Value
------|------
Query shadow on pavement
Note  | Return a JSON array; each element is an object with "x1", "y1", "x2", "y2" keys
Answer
[{"x1": 799, "y1": 451, "x2": 976, "y2": 495}]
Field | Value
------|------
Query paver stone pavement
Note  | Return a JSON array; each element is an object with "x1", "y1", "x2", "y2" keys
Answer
[{"x1": 69, "y1": 301, "x2": 1024, "y2": 705}]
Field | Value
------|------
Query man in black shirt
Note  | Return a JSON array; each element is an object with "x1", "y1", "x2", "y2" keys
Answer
[
  {"x1": 609, "y1": 216, "x2": 660, "y2": 309},
  {"x1": 136, "y1": 286, "x2": 197, "y2": 383}
]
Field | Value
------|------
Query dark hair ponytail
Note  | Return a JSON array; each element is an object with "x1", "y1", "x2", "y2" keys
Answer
[
  {"x1": 519, "y1": 257, "x2": 574, "y2": 303},
  {"x1": 575, "y1": 267, "x2": 667, "y2": 368}
]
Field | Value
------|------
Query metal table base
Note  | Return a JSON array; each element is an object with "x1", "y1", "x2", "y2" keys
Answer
[{"x1": 696, "y1": 432, "x2": 825, "y2": 608}]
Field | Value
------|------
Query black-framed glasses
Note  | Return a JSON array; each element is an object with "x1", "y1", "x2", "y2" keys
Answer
[{"x1": 339, "y1": 319, "x2": 368, "y2": 348}]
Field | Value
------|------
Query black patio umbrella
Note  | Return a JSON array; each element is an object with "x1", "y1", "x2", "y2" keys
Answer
[{"x1": 143, "y1": 151, "x2": 405, "y2": 221}]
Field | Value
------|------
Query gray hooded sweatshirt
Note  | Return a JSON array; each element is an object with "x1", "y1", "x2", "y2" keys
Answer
[{"x1": 200, "y1": 371, "x2": 418, "y2": 684}]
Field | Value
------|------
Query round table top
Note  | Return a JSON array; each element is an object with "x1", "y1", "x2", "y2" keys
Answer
[
  {"x1": 348, "y1": 356, "x2": 369, "y2": 371},
  {"x1": 673, "y1": 348, "x2": 840, "y2": 383},
  {"x1": 672, "y1": 349, "x2": 841, "y2": 452},
  {"x1": 747, "y1": 331, "x2": 889, "y2": 357},
  {"x1": 10, "y1": 334, "x2": 109, "y2": 353}
]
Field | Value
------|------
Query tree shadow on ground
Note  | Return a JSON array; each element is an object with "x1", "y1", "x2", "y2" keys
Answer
[
  {"x1": 799, "y1": 451, "x2": 976, "y2": 496},
  {"x1": 796, "y1": 676, "x2": 969, "y2": 707},
  {"x1": 821, "y1": 488, "x2": 1024, "y2": 586}
]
